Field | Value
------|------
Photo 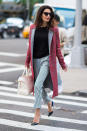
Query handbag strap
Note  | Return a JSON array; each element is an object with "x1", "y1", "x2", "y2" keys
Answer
[{"x1": 22, "y1": 67, "x2": 31, "y2": 76}]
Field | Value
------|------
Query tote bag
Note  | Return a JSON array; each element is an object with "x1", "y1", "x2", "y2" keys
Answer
[{"x1": 17, "y1": 68, "x2": 33, "y2": 95}]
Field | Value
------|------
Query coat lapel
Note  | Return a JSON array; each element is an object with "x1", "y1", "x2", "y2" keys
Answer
[
  {"x1": 31, "y1": 28, "x2": 36, "y2": 66},
  {"x1": 48, "y1": 30, "x2": 53, "y2": 53}
]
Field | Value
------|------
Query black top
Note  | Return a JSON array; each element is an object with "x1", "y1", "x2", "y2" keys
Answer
[{"x1": 33, "y1": 27, "x2": 49, "y2": 58}]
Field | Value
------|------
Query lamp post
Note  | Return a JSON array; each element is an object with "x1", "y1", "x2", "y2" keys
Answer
[
  {"x1": 70, "y1": 0, "x2": 85, "y2": 67},
  {"x1": 26, "y1": 0, "x2": 30, "y2": 20}
]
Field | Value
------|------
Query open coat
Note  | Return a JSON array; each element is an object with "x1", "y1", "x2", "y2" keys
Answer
[{"x1": 25, "y1": 24, "x2": 66, "y2": 98}]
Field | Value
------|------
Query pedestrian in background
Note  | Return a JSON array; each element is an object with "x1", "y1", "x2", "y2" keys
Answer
[
  {"x1": 54, "y1": 14, "x2": 67, "y2": 93},
  {"x1": 82, "y1": 9, "x2": 87, "y2": 25},
  {"x1": 82, "y1": 13, "x2": 87, "y2": 44},
  {"x1": 54, "y1": 14, "x2": 67, "y2": 55},
  {"x1": 25, "y1": 5, "x2": 67, "y2": 125}
]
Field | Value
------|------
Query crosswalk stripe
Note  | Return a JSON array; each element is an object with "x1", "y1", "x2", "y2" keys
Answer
[
  {"x1": 0, "y1": 119, "x2": 82, "y2": 131},
  {"x1": 0, "y1": 99, "x2": 47, "y2": 108},
  {"x1": 81, "y1": 110, "x2": 87, "y2": 114},
  {"x1": 0, "y1": 109, "x2": 87, "y2": 125},
  {"x1": 0, "y1": 92, "x2": 34, "y2": 100},
  {"x1": 0, "y1": 67, "x2": 24, "y2": 73},
  {"x1": 0, "y1": 86, "x2": 17, "y2": 92},
  {"x1": 58, "y1": 95, "x2": 87, "y2": 101},
  {"x1": 0, "y1": 62, "x2": 24, "y2": 67},
  {"x1": 0, "y1": 52, "x2": 26, "y2": 57},
  {"x1": 0, "y1": 81, "x2": 14, "y2": 85},
  {"x1": 49, "y1": 92, "x2": 87, "y2": 102},
  {"x1": 0, "y1": 86, "x2": 87, "y2": 102},
  {"x1": 0, "y1": 91, "x2": 87, "y2": 108}
]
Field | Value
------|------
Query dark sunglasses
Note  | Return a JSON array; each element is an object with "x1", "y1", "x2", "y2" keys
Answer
[{"x1": 43, "y1": 12, "x2": 52, "y2": 17}]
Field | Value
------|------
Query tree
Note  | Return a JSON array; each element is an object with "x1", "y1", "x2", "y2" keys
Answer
[
  {"x1": 30, "y1": 0, "x2": 43, "y2": 19},
  {"x1": 0, "y1": 0, "x2": 2, "y2": 4},
  {"x1": 14, "y1": 0, "x2": 44, "y2": 19},
  {"x1": 14, "y1": 0, "x2": 26, "y2": 5}
]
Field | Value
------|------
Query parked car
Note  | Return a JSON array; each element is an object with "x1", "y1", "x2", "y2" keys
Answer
[{"x1": 0, "y1": 17, "x2": 24, "y2": 38}]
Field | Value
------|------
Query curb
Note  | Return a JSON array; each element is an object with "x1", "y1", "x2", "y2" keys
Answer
[
  {"x1": 62, "y1": 90, "x2": 87, "y2": 97},
  {"x1": 66, "y1": 91, "x2": 87, "y2": 97},
  {"x1": 73, "y1": 90, "x2": 87, "y2": 97}
]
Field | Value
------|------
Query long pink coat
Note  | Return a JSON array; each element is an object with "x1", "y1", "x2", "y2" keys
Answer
[{"x1": 25, "y1": 24, "x2": 66, "y2": 98}]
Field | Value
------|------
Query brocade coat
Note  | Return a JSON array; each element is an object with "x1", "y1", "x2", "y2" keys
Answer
[{"x1": 25, "y1": 24, "x2": 66, "y2": 98}]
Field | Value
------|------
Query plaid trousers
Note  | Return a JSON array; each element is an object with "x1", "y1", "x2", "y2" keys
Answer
[{"x1": 33, "y1": 56, "x2": 51, "y2": 109}]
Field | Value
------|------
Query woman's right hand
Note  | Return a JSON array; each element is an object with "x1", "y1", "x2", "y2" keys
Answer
[
  {"x1": 25, "y1": 65, "x2": 29, "y2": 69},
  {"x1": 25, "y1": 64, "x2": 31, "y2": 70},
  {"x1": 64, "y1": 66, "x2": 67, "y2": 72}
]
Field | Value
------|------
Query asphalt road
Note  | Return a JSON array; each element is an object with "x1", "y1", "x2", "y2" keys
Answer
[{"x1": 0, "y1": 38, "x2": 87, "y2": 131}]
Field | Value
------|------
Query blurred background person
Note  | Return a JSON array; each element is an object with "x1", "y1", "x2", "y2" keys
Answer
[
  {"x1": 54, "y1": 14, "x2": 67, "y2": 55},
  {"x1": 54, "y1": 14, "x2": 67, "y2": 93},
  {"x1": 82, "y1": 12, "x2": 87, "y2": 44},
  {"x1": 82, "y1": 9, "x2": 87, "y2": 25}
]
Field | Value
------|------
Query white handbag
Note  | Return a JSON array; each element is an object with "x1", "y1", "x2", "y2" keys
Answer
[{"x1": 17, "y1": 68, "x2": 34, "y2": 95}]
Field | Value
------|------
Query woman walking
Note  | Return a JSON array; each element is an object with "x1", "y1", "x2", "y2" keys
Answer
[{"x1": 25, "y1": 5, "x2": 67, "y2": 125}]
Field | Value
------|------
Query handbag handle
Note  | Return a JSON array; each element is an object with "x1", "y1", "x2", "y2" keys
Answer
[{"x1": 22, "y1": 67, "x2": 31, "y2": 76}]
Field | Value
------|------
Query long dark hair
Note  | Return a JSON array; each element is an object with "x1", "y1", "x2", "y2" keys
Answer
[
  {"x1": 83, "y1": 15, "x2": 87, "y2": 25},
  {"x1": 34, "y1": 5, "x2": 54, "y2": 28}
]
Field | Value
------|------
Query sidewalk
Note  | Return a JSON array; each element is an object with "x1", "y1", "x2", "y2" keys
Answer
[{"x1": 61, "y1": 67, "x2": 87, "y2": 96}]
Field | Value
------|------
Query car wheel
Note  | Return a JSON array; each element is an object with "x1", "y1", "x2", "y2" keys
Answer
[
  {"x1": 2, "y1": 31, "x2": 9, "y2": 39},
  {"x1": 0, "y1": 34, "x2": 4, "y2": 38}
]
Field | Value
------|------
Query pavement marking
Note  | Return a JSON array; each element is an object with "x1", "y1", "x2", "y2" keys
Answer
[
  {"x1": 0, "y1": 91, "x2": 34, "y2": 100},
  {"x1": 0, "y1": 62, "x2": 24, "y2": 67},
  {"x1": 0, "y1": 63, "x2": 7, "y2": 67},
  {"x1": 0, "y1": 99, "x2": 47, "y2": 109},
  {"x1": 81, "y1": 110, "x2": 87, "y2": 114},
  {"x1": 0, "y1": 109, "x2": 87, "y2": 125},
  {"x1": 0, "y1": 81, "x2": 14, "y2": 85},
  {"x1": 0, "y1": 93, "x2": 87, "y2": 109},
  {"x1": 0, "y1": 62, "x2": 24, "y2": 73},
  {"x1": 49, "y1": 91, "x2": 87, "y2": 102},
  {"x1": 0, "y1": 119, "x2": 82, "y2": 131},
  {"x1": 0, "y1": 86, "x2": 17, "y2": 92},
  {"x1": 0, "y1": 67, "x2": 24, "y2": 73},
  {"x1": 0, "y1": 86, "x2": 87, "y2": 102},
  {"x1": 0, "y1": 87, "x2": 87, "y2": 108},
  {"x1": 0, "y1": 52, "x2": 26, "y2": 57},
  {"x1": 57, "y1": 94, "x2": 87, "y2": 102}
]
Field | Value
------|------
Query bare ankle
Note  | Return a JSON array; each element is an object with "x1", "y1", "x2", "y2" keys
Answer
[
  {"x1": 48, "y1": 101, "x2": 52, "y2": 112},
  {"x1": 35, "y1": 108, "x2": 40, "y2": 115},
  {"x1": 33, "y1": 108, "x2": 40, "y2": 122}
]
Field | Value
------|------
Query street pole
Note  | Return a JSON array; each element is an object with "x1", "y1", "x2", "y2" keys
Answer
[
  {"x1": 70, "y1": 0, "x2": 85, "y2": 67},
  {"x1": 26, "y1": 0, "x2": 30, "y2": 20}
]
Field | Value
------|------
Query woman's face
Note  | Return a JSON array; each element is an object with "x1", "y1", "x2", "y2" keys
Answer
[{"x1": 42, "y1": 9, "x2": 52, "y2": 23}]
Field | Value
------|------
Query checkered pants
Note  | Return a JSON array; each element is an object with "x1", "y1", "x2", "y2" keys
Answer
[{"x1": 33, "y1": 56, "x2": 51, "y2": 109}]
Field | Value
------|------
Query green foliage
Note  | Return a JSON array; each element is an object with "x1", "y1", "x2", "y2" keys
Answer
[
  {"x1": 14, "y1": 0, "x2": 44, "y2": 19},
  {"x1": 0, "y1": 0, "x2": 2, "y2": 4},
  {"x1": 20, "y1": 0, "x2": 26, "y2": 5},
  {"x1": 13, "y1": 0, "x2": 26, "y2": 5},
  {"x1": 30, "y1": 0, "x2": 44, "y2": 19}
]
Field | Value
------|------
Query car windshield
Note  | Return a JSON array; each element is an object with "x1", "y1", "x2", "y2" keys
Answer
[
  {"x1": 32, "y1": 6, "x2": 75, "y2": 29},
  {"x1": 54, "y1": 7, "x2": 75, "y2": 29}
]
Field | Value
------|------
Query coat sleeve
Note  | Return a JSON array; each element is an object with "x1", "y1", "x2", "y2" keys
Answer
[
  {"x1": 55, "y1": 28, "x2": 66, "y2": 69},
  {"x1": 25, "y1": 26, "x2": 31, "y2": 68}
]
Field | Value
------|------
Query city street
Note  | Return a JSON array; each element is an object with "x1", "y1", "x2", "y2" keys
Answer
[{"x1": 0, "y1": 39, "x2": 87, "y2": 131}]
